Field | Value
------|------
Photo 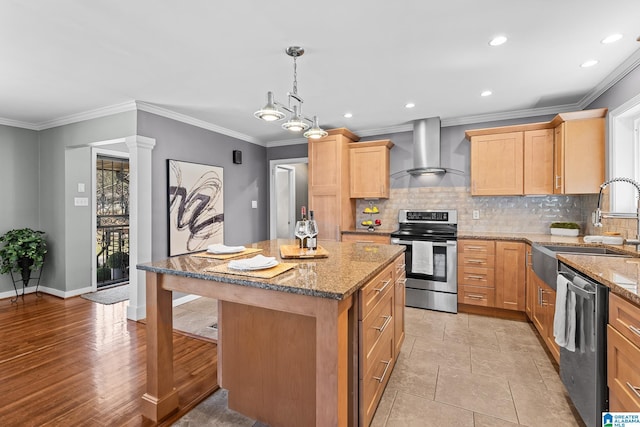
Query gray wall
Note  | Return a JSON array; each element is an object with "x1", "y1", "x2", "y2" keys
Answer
[
  {"x1": 266, "y1": 143, "x2": 307, "y2": 161},
  {"x1": 588, "y1": 64, "x2": 640, "y2": 112},
  {"x1": 0, "y1": 125, "x2": 40, "y2": 293},
  {"x1": 136, "y1": 111, "x2": 269, "y2": 260},
  {"x1": 38, "y1": 112, "x2": 137, "y2": 293}
]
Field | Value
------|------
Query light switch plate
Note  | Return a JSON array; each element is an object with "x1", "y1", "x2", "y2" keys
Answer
[
  {"x1": 472, "y1": 210, "x2": 480, "y2": 220},
  {"x1": 77, "y1": 183, "x2": 85, "y2": 193},
  {"x1": 251, "y1": 200, "x2": 258, "y2": 209},
  {"x1": 74, "y1": 197, "x2": 89, "y2": 207}
]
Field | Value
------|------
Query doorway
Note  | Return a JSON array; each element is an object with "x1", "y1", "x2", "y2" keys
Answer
[
  {"x1": 269, "y1": 158, "x2": 308, "y2": 239},
  {"x1": 96, "y1": 154, "x2": 130, "y2": 288}
]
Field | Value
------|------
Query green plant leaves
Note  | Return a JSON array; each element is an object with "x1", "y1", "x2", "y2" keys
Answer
[{"x1": 0, "y1": 228, "x2": 47, "y2": 275}]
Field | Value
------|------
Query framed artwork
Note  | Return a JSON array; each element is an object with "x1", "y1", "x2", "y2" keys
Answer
[{"x1": 167, "y1": 159, "x2": 224, "y2": 256}]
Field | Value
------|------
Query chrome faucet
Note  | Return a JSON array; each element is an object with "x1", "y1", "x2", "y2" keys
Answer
[{"x1": 593, "y1": 177, "x2": 640, "y2": 246}]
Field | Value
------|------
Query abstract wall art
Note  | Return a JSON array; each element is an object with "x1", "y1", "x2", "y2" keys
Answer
[{"x1": 167, "y1": 159, "x2": 224, "y2": 256}]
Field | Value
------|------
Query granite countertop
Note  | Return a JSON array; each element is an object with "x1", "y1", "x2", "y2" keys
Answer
[
  {"x1": 460, "y1": 231, "x2": 640, "y2": 305},
  {"x1": 137, "y1": 239, "x2": 405, "y2": 301}
]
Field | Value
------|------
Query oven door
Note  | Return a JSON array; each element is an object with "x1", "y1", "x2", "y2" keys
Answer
[{"x1": 391, "y1": 239, "x2": 457, "y2": 293}]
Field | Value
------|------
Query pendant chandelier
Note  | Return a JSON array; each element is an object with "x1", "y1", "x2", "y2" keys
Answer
[{"x1": 254, "y1": 46, "x2": 328, "y2": 139}]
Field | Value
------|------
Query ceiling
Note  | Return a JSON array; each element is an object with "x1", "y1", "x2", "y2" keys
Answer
[{"x1": 2, "y1": 1, "x2": 640, "y2": 145}]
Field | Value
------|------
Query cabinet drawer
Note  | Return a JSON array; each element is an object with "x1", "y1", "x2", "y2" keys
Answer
[
  {"x1": 359, "y1": 263, "x2": 394, "y2": 319},
  {"x1": 459, "y1": 240, "x2": 495, "y2": 255},
  {"x1": 458, "y1": 285, "x2": 495, "y2": 307},
  {"x1": 361, "y1": 288, "x2": 394, "y2": 376},
  {"x1": 394, "y1": 253, "x2": 406, "y2": 277},
  {"x1": 608, "y1": 325, "x2": 640, "y2": 411},
  {"x1": 342, "y1": 233, "x2": 390, "y2": 244},
  {"x1": 459, "y1": 253, "x2": 495, "y2": 268},
  {"x1": 360, "y1": 324, "x2": 395, "y2": 427},
  {"x1": 457, "y1": 266, "x2": 495, "y2": 287},
  {"x1": 609, "y1": 293, "x2": 640, "y2": 348}
]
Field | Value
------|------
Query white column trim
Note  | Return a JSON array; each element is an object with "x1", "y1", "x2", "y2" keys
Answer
[{"x1": 125, "y1": 135, "x2": 156, "y2": 320}]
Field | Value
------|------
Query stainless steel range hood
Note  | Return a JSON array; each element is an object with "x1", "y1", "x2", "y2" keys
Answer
[{"x1": 401, "y1": 117, "x2": 463, "y2": 176}]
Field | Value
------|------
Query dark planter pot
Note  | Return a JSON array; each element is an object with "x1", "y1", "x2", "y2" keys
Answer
[{"x1": 18, "y1": 257, "x2": 34, "y2": 286}]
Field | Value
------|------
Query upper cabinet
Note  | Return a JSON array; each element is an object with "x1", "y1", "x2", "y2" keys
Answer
[
  {"x1": 308, "y1": 128, "x2": 358, "y2": 241},
  {"x1": 551, "y1": 111, "x2": 605, "y2": 194},
  {"x1": 348, "y1": 139, "x2": 394, "y2": 199},
  {"x1": 465, "y1": 108, "x2": 606, "y2": 196}
]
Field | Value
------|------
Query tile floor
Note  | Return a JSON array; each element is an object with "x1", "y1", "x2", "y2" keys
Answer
[{"x1": 171, "y1": 299, "x2": 585, "y2": 427}]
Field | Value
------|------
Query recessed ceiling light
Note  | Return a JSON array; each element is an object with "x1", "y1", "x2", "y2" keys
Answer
[
  {"x1": 601, "y1": 33, "x2": 623, "y2": 44},
  {"x1": 489, "y1": 36, "x2": 507, "y2": 46},
  {"x1": 405, "y1": 103, "x2": 415, "y2": 109},
  {"x1": 343, "y1": 112, "x2": 353, "y2": 118},
  {"x1": 481, "y1": 90, "x2": 493, "y2": 97},
  {"x1": 581, "y1": 59, "x2": 599, "y2": 68}
]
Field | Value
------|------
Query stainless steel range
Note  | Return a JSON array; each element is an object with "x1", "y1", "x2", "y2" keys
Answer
[{"x1": 390, "y1": 209, "x2": 458, "y2": 313}]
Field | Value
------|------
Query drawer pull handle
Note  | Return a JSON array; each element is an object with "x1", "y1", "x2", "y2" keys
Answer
[
  {"x1": 374, "y1": 279, "x2": 392, "y2": 293},
  {"x1": 627, "y1": 382, "x2": 640, "y2": 399},
  {"x1": 356, "y1": 240, "x2": 375, "y2": 243},
  {"x1": 466, "y1": 259, "x2": 485, "y2": 264},
  {"x1": 397, "y1": 278, "x2": 407, "y2": 285},
  {"x1": 466, "y1": 246, "x2": 486, "y2": 251},
  {"x1": 373, "y1": 315, "x2": 392, "y2": 332},
  {"x1": 467, "y1": 294, "x2": 485, "y2": 300},
  {"x1": 373, "y1": 359, "x2": 392, "y2": 383},
  {"x1": 467, "y1": 275, "x2": 485, "y2": 280},
  {"x1": 396, "y1": 263, "x2": 406, "y2": 271},
  {"x1": 628, "y1": 325, "x2": 640, "y2": 337}
]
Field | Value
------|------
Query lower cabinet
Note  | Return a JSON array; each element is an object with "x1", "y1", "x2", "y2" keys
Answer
[
  {"x1": 457, "y1": 239, "x2": 525, "y2": 311},
  {"x1": 527, "y1": 270, "x2": 560, "y2": 363},
  {"x1": 608, "y1": 293, "x2": 640, "y2": 411},
  {"x1": 358, "y1": 254, "x2": 405, "y2": 427}
]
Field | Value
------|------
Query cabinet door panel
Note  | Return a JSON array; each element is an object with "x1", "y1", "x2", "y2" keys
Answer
[
  {"x1": 495, "y1": 241, "x2": 525, "y2": 311},
  {"x1": 471, "y1": 132, "x2": 524, "y2": 195},
  {"x1": 524, "y1": 129, "x2": 554, "y2": 195}
]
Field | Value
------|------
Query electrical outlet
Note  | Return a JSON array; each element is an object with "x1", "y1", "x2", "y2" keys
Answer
[{"x1": 472, "y1": 210, "x2": 480, "y2": 220}]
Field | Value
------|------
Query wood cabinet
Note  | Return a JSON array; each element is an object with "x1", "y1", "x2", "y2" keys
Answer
[
  {"x1": 465, "y1": 108, "x2": 606, "y2": 196},
  {"x1": 457, "y1": 240, "x2": 496, "y2": 306},
  {"x1": 469, "y1": 132, "x2": 523, "y2": 195},
  {"x1": 308, "y1": 128, "x2": 358, "y2": 241},
  {"x1": 458, "y1": 239, "x2": 526, "y2": 312},
  {"x1": 349, "y1": 140, "x2": 394, "y2": 199},
  {"x1": 523, "y1": 129, "x2": 554, "y2": 194},
  {"x1": 358, "y1": 255, "x2": 405, "y2": 427},
  {"x1": 525, "y1": 244, "x2": 534, "y2": 318},
  {"x1": 527, "y1": 271, "x2": 560, "y2": 363},
  {"x1": 495, "y1": 241, "x2": 525, "y2": 311},
  {"x1": 552, "y1": 113, "x2": 605, "y2": 194},
  {"x1": 393, "y1": 254, "x2": 406, "y2": 356},
  {"x1": 341, "y1": 232, "x2": 391, "y2": 244},
  {"x1": 608, "y1": 293, "x2": 640, "y2": 411}
]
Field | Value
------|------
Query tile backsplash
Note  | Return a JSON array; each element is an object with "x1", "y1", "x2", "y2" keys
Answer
[{"x1": 356, "y1": 187, "x2": 600, "y2": 235}]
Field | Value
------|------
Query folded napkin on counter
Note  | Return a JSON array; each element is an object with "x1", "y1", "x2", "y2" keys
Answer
[
  {"x1": 228, "y1": 254, "x2": 278, "y2": 271},
  {"x1": 207, "y1": 243, "x2": 246, "y2": 254}
]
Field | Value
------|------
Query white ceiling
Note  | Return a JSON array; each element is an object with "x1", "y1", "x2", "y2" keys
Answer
[{"x1": 2, "y1": 1, "x2": 640, "y2": 145}]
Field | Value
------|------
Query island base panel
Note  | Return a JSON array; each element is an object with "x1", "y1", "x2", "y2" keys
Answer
[{"x1": 220, "y1": 301, "x2": 316, "y2": 427}]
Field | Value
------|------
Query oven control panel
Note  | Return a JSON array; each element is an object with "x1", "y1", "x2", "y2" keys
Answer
[{"x1": 399, "y1": 209, "x2": 457, "y2": 224}]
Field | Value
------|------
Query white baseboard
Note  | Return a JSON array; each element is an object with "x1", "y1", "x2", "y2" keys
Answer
[
  {"x1": 0, "y1": 285, "x2": 93, "y2": 300},
  {"x1": 173, "y1": 294, "x2": 201, "y2": 307}
]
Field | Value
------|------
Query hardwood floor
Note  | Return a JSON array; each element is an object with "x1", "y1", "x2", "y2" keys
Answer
[{"x1": 0, "y1": 294, "x2": 218, "y2": 426}]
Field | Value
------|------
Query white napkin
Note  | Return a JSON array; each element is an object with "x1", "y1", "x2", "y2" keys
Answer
[
  {"x1": 412, "y1": 241, "x2": 433, "y2": 275},
  {"x1": 228, "y1": 254, "x2": 278, "y2": 271},
  {"x1": 554, "y1": 274, "x2": 576, "y2": 351},
  {"x1": 207, "y1": 244, "x2": 246, "y2": 254}
]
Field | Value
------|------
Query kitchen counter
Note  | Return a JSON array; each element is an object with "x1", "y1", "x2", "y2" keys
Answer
[
  {"x1": 137, "y1": 239, "x2": 404, "y2": 425},
  {"x1": 459, "y1": 231, "x2": 640, "y2": 305},
  {"x1": 138, "y1": 238, "x2": 403, "y2": 300}
]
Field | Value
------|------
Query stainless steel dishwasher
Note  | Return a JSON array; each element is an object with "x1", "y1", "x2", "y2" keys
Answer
[{"x1": 557, "y1": 262, "x2": 608, "y2": 427}]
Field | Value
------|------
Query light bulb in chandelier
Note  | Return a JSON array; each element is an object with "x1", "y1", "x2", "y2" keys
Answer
[
  {"x1": 254, "y1": 91, "x2": 286, "y2": 122},
  {"x1": 303, "y1": 116, "x2": 328, "y2": 139},
  {"x1": 282, "y1": 106, "x2": 310, "y2": 132}
]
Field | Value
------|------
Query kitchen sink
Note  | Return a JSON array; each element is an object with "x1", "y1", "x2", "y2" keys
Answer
[{"x1": 531, "y1": 244, "x2": 631, "y2": 290}]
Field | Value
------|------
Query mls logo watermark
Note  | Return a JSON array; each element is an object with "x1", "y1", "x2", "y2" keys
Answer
[{"x1": 603, "y1": 412, "x2": 640, "y2": 427}]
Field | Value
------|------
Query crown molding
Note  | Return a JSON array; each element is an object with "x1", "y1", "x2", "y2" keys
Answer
[
  {"x1": 0, "y1": 117, "x2": 40, "y2": 130},
  {"x1": 34, "y1": 101, "x2": 138, "y2": 130},
  {"x1": 576, "y1": 47, "x2": 640, "y2": 109},
  {"x1": 135, "y1": 101, "x2": 263, "y2": 146}
]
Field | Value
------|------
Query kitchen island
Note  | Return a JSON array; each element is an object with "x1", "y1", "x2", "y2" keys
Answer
[{"x1": 137, "y1": 239, "x2": 405, "y2": 426}]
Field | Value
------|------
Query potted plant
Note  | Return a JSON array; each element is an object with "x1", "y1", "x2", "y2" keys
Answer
[
  {"x1": 549, "y1": 222, "x2": 580, "y2": 237},
  {"x1": 0, "y1": 228, "x2": 47, "y2": 286},
  {"x1": 97, "y1": 265, "x2": 112, "y2": 282},
  {"x1": 106, "y1": 251, "x2": 129, "y2": 280}
]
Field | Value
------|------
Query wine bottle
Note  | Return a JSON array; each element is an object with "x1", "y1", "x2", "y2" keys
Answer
[
  {"x1": 307, "y1": 210, "x2": 318, "y2": 250},
  {"x1": 299, "y1": 206, "x2": 308, "y2": 249}
]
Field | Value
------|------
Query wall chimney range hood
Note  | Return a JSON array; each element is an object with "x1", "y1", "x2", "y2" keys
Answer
[{"x1": 395, "y1": 117, "x2": 463, "y2": 177}]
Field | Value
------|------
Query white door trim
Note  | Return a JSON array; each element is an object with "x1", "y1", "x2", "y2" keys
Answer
[{"x1": 269, "y1": 157, "x2": 308, "y2": 239}]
